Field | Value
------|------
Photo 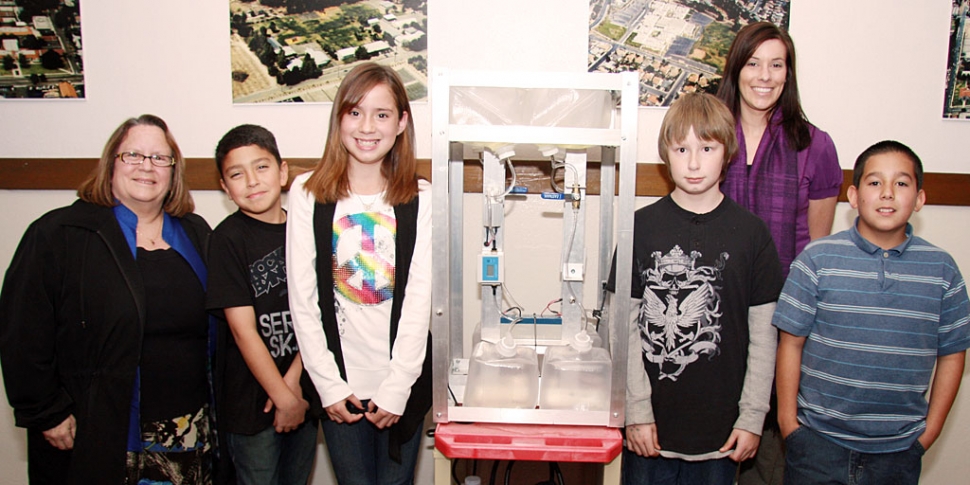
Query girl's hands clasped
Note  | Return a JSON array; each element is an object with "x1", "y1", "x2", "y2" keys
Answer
[
  {"x1": 325, "y1": 395, "x2": 401, "y2": 429},
  {"x1": 326, "y1": 394, "x2": 366, "y2": 424},
  {"x1": 364, "y1": 401, "x2": 401, "y2": 429}
]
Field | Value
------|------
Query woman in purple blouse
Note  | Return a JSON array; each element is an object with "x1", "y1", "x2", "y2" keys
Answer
[
  {"x1": 716, "y1": 22, "x2": 844, "y2": 485},
  {"x1": 717, "y1": 22, "x2": 843, "y2": 279}
]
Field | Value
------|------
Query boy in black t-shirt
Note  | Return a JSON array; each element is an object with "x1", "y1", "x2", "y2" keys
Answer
[
  {"x1": 207, "y1": 124, "x2": 320, "y2": 485},
  {"x1": 608, "y1": 93, "x2": 783, "y2": 484}
]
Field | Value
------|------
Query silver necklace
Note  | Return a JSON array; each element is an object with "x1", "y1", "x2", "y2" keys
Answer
[
  {"x1": 136, "y1": 222, "x2": 163, "y2": 247},
  {"x1": 354, "y1": 185, "x2": 385, "y2": 212}
]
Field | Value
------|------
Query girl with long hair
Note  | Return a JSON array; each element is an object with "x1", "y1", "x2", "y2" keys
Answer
[{"x1": 287, "y1": 62, "x2": 432, "y2": 485}]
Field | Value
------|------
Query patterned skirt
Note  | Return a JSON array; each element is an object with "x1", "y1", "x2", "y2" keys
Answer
[{"x1": 125, "y1": 405, "x2": 212, "y2": 485}]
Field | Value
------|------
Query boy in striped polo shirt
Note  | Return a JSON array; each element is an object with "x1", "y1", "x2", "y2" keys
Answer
[{"x1": 773, "y1": 140, "x2": 970, "y2": 485}]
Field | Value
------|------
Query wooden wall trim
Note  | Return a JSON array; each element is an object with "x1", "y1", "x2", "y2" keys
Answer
[{"x1": 1, "y1": 158, "x2": 968, "y2": 206}]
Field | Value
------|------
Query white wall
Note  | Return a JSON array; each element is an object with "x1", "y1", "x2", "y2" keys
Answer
[{"x1": 1, "y1": 1, "x2": 969, "y2": 484}]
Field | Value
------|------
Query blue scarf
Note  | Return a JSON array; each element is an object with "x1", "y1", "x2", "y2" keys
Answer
[{"x1": 112, "y1": 204, "x2": 208, "y2": 452}]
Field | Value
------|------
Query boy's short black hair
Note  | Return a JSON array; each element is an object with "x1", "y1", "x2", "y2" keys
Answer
[
  {"x1": 215, "y1": 124, "x2": 283, "y2": 176},
  {"x1": 853, "y1": 140, "x2": 924, "y2": 190}
]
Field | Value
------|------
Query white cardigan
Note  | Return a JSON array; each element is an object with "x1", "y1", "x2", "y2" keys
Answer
[{"x1": 286, "y1": 173, "x2": 433, "y2": 415}]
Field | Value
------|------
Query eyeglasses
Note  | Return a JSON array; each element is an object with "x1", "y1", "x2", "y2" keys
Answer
[{"x1": 116, "y1": 151, "x2": 176, "y2": 167}]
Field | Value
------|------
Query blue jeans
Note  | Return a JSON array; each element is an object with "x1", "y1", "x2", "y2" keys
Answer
[
  {"x1": 226, "y1": 420, "x2": 318, "y2": 485},
  {"x1": 320, "y1": 417, "x2": 422, "y2": 485},
  {"x1": 622, "y1": 448, "x2": 738, "y2": 485},
  {"x1": 783, "y1": 426, "x2": 924, "y2": 485}
]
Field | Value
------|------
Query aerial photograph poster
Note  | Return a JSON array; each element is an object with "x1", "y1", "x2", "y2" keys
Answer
[
  {"x1": 230, "y1": 0, "x2": 427, "y2": 104},
  {"x1": 945, "y1": 0, "x2": 969, "y2": 119},
  {"x1": 589, "y1": 0, "x2": 790, "y2": 107},
  {"x1": 0, "y1": 0, "x2": 84, "y2": 99}
]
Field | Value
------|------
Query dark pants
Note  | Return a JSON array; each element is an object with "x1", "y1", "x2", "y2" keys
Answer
[
  {"x1": 27, "y1": 429, "x2": 72, "y2": 484},
  {"x1": 226, "y1": 420, "x2": 318, "y2": 485},
  {"x1": 320, "y1": 417, "x2": 422, "y2": 485},
  {"x1": 621, "y1": 448, "x2": 738, "y2": 485},
  {"x1": 783, "y1": 427, "x2": 924, "y2": 485}
]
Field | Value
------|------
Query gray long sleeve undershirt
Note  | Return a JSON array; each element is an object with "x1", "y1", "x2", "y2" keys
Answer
[{"x1": 622, "y1": 296, "x2": 777, "y2": 437}]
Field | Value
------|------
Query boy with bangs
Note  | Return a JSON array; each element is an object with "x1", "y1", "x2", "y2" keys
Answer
[
  {"x1": 609, "y1": 93, "x2": 784, "y2": 484},
  {"x1": 774, "y1": 140, "x2": 970, "y2": 485},
  {"x1": 206, "y1": 124, "x2": 322, "y2": 485}
]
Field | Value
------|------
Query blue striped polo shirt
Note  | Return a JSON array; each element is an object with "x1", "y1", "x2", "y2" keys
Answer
[{"x1": 773, "y1": 221, "x2": 970, "y2": 453}]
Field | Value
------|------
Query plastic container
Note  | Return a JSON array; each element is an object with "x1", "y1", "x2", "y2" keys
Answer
[
  {"x1": 539, "y1": 331, "x2": 612, "y2": 411},
  {"x1": 450, "y1": 86, "x2": 613, "y2": 129},
  {"x1": 463, "y1": 335, "x2": 540, "y2": 408}
]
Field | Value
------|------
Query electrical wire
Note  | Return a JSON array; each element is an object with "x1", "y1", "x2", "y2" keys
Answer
[
  {"x1": 552, "y1": 462, "x2": 565, "y2": 485},
  {"x1": 493, "y1": 298, "x2": 520, "y2": 327},
  {"x1": 488, "y1": 461, "x2": 501, "y2": 485},
  {"x1": 542, "y1": 298, "x2": 563, "y2": 317},
  {"x1": 502, "y1": 306, "x2": 523, "y2": 322},
  {"x1": 592, "y1": 284, "x2": 610, "y2": 331},
  {"x1": 447, "y1": 384, "x2": 458, "y2": 406},
  {"x1": 501, "y1": 281, "x2": 524, "y2": 314},
  {"x1": 481, "y1": 151, "x2": 507, "y2": 249},
  {"x1": 503, "y1": 460, "x2": 515, "y2": 485}
]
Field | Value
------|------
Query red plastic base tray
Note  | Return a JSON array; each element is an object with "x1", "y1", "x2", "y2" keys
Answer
[{"x1": 435, "y1": 422, "x2": 622, "y2": 463}]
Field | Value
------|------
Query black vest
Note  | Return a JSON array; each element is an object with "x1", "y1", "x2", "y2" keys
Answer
[{"x1": 313, "y1": 196, "x2": 432, "y2": 462}]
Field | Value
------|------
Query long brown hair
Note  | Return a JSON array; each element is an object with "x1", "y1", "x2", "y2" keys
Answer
[
  {"x1": 77, "y1": 114, "x2": 195, "y2": 217},
  {"x1": 716, "y1": 22, "x2": 811, "y2": 152},
  {"x1": 303, "y1": 62, "x2": 419, "y2": 205}
]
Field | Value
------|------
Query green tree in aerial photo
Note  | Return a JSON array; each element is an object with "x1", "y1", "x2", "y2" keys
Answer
[{"x1": 40, "y1": 49, "x2": 64, "y2": 70}]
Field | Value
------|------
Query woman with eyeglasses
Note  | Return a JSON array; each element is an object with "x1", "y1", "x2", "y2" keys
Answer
[{"x1": 0, "y1": 114, "x2": 220, "y2": 484}]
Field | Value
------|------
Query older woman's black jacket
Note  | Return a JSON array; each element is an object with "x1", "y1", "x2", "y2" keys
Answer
[{"x1": 0, "y1": 199, "x2": 212, "y2": 484}]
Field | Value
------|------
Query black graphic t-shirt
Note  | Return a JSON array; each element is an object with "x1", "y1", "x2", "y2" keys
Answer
[
  {"x1": 608, "y1": 195, "x2": 783, "y2": 455},
  {"x1": 207, "y1": 210, "x2": 320, "y2": 434}
]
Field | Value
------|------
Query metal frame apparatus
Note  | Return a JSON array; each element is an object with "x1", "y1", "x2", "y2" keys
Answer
[{"x1": 430, "y1": 69, "x2": 638, "y2": 428}]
